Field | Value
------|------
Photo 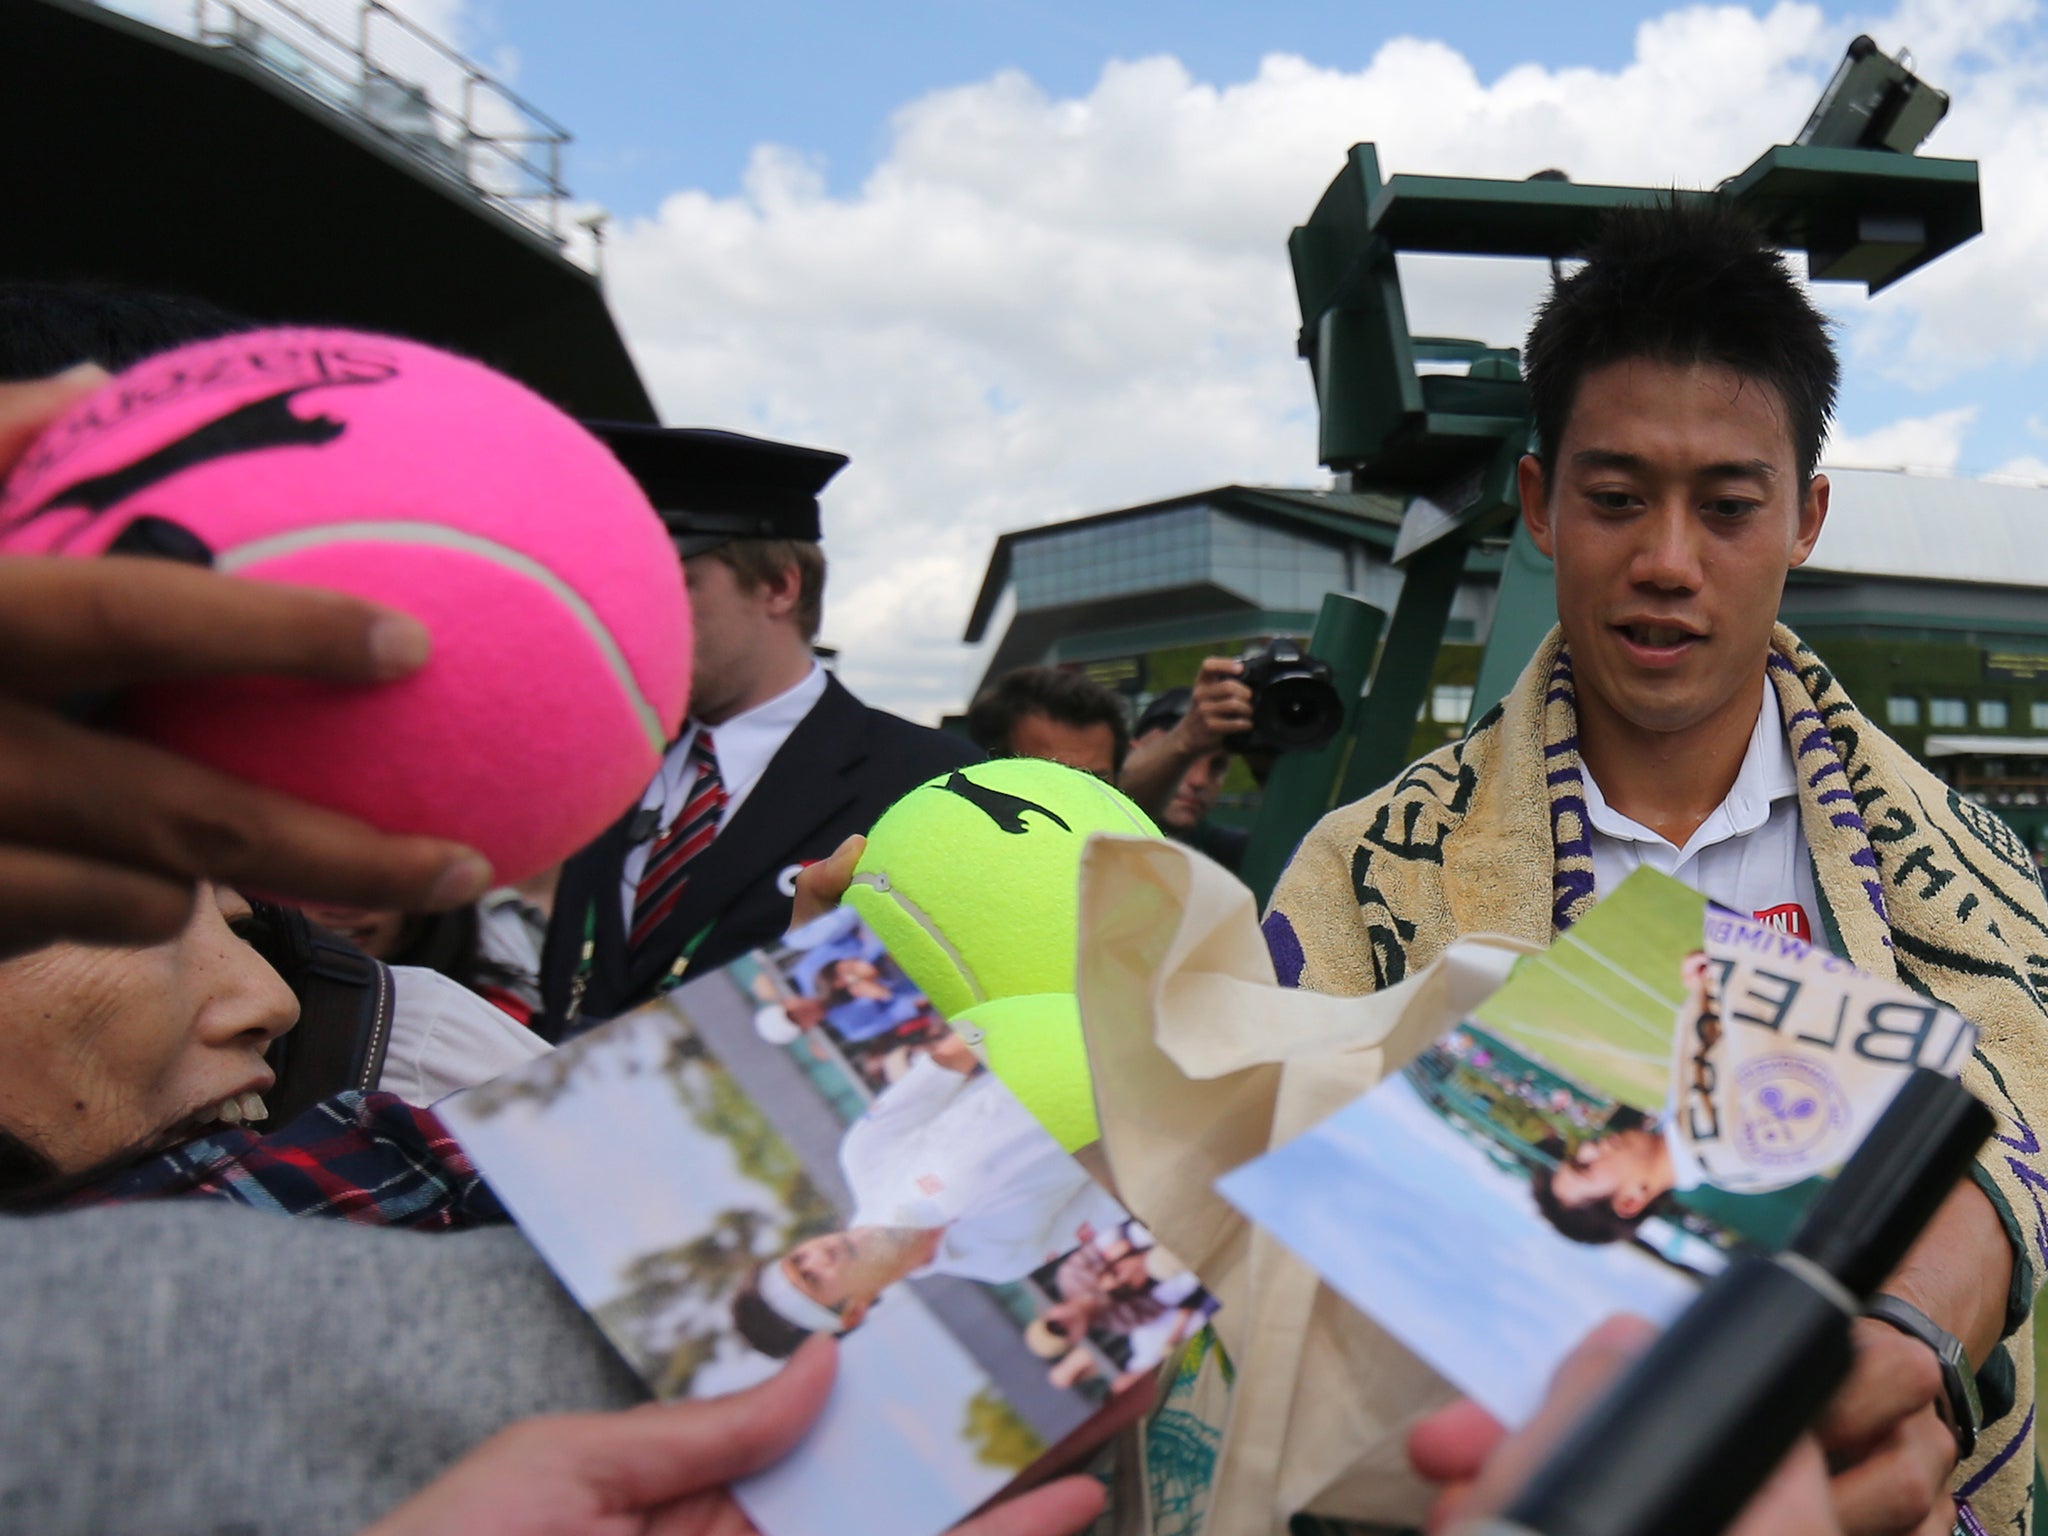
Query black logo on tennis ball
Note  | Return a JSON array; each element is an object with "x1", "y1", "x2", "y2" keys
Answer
[
  {"x1": 939, "y1": 771, "x2": 1072, "y2": 834},
  {"x1": 6, "y1": 383, "x2": 357, "y2": 543}
]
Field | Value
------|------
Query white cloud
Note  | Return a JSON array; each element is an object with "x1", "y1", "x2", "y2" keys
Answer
[
  {"x1": 1988, "y1": 452, "x2": 2048, "y2": 483},
  {"x1": 1823, "y1": 405, "x2": 1979, "y2": 471}
]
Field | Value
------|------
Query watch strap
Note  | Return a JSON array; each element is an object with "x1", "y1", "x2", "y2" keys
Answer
[
  {"x1": 1867, "y1": 1292, "x2": 1982, "y2": 1461},
  {"x1": 1974, "y1": 1340, "x2": 2016, "y2": 1430}
]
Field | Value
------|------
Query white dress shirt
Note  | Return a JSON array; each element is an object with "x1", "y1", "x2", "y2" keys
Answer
[
  {"x1": 475, "y1": 888, "x2": 545, "y2": 1011},
  {"x1": 840, "y1": 1054, "x2": 1127, "y2": 1285},
  {"x1": 619, "y1": 662, "x2": 830, "y2": 924},
  {"x1": 1582, "y1": 685, "x2": 1826, "y2": 949}
]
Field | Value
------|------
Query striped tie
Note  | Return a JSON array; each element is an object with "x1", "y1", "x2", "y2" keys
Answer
[{"x1": 628, "y1": 731, "x2": 726, "y2": 958}]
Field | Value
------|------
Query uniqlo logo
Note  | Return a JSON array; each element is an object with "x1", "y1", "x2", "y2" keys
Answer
[{"x1": 1753, "y1": 903, "x2": 1812, "y2": 940}]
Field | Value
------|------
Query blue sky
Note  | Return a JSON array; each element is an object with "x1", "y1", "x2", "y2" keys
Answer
[{"x1": 465, "y1": 1, "x2": 1659, "y2": 211}]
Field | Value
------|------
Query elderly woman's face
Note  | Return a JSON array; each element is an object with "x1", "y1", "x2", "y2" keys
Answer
[{"x1": 0, "y1": 884, "x2": 299, "y2": 1174}]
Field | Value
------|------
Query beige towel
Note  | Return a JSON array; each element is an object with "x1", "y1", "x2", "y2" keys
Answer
[{"x1": 1077, "y1": 830, "x2": 1534, "y2": 1531}]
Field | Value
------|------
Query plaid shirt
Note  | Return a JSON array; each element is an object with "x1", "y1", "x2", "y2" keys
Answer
[{"x1": 69, "y1": 1091, "x2": 503, "y2": 1229}]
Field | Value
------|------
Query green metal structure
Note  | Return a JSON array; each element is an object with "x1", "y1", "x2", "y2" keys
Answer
[{"x1": 1238, "y1": 39, "x2": 1984, "y2": 905}]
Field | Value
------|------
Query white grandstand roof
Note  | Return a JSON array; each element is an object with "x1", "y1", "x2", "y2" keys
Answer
[
  {"x1": 1808, "y1": 468, "x2": 2048, "y2": 590},
  {"x1": 1924, "y1": 735, "x2": 2048, "y2": 758}
]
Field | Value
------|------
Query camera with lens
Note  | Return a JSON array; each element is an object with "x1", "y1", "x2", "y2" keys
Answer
[{"x1": 1228, "y1": 638, "x2": 1343, "y2": 755}]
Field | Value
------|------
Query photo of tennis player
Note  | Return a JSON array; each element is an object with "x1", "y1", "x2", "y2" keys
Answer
[
  {"x1": 1220, "y1": 868, "x2": 1974, "y2": 1431},
  {"x1": 1416, "y1": 1021, "x2": 1753, "y2": 1274},
  {"x1": 1022, "y1": 1220, "x2": 1221, "y2": 1394},
  {"x1": 442, "y1": 908, "x2": 1210, "y2": 1536},
  {"x1": 1522, "y1": 949, "x2": 1816, "y2": 1254},
  {"x1": 742, "y1": 906, "x2": 954, "y2": 1092}
]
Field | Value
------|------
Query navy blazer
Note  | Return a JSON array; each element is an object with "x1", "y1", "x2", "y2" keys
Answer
[{"x1": 536, "y1": 674, "x2": 980, "y2": 1039}]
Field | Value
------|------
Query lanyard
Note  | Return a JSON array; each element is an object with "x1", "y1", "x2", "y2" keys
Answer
[{"x1": 564, "y1": 899, "x2": 715, "y2": 1030}]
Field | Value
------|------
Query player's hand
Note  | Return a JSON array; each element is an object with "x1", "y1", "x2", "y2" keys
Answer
[
  {"x1": 790, "y1": 833, "x2": 864, "y2": 931},
  {"x1": 1409, "y1": 1317, "x2": 1657, "y2": 1533},
  {"x1": 1814, "y1": 1318, "x2": 1957, "y2": 1536},
  {"x1": 360, "y1": 1336, "x2": 1107, "y2": 1536},
  {"x1": 1172, "y1": 657, "x2": 1253, "y2": 755},
  {"x1": 1409, "y1": 1315, "x2": 1845, "y2": 1536},
  {"x1": 0, "y1": 372, "x2": 492, "y2": 957}
]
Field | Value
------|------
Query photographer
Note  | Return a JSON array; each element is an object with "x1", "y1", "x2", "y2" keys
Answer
[{"x1": 1118, "y1": 657, "x2": 1253, "y2": 873}]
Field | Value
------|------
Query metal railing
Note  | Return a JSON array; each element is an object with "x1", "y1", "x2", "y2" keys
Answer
[{"x1": 177, "y1": 0, "x2": 573, "y2": 246}]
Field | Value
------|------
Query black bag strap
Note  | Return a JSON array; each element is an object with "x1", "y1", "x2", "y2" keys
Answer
[{"x1": 245, "y1": 903, "x2": 395, "y2": 1131}]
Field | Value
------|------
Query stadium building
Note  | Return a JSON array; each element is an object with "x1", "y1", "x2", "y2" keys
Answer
[
  {"x1": 963, "y1": 467, "x2": 2048, "y2": 857},
  {"x1": 4, "y1": 0, "x2": 649, "y2": 420}
]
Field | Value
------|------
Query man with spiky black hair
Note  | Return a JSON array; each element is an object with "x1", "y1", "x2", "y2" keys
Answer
[{"x1": 1269, "y1": 200, "x2": 2048, "y2": 1535}]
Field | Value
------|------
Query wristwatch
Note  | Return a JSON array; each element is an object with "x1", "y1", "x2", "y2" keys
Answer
[{"x1": 1867, "y1": 1293, "x2": 1983, "y2": 1461}]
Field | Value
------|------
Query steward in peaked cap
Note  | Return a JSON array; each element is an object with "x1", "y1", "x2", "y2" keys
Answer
[
  {"x1": 585, "y1": 422, "x2": 848, "y2": 556},
  {"x1": 540, "y1": 419, "x2": 980, "y2": 1042}
]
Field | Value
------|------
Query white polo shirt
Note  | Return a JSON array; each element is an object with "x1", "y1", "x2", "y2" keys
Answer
[
  {"x1": 1581, "y1": 686, "x2": 1826, "y2": 949},
  {"x1": 841, "y1": 1055, "x2": 1127, "y2": 1285}
]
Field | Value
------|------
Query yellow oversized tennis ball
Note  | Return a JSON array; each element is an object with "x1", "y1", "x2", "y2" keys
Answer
[
  {"x1": 844, "y1": 758, "x2": 1157, "y2": 1149},
  {"x1": 956, "y1": 992, "x2": 1096, "y2": 1151},
  {"x1": 844, "y1": 758, "x2": 1159, "y2": 1018}
]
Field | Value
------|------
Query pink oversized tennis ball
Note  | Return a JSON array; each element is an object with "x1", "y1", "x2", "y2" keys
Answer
[{"x1": 0, "y1": 328, "x2": 691, "y2": 883}]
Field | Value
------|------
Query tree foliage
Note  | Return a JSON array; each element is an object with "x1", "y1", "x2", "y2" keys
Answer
[
  {"x1": 587, "y1": 1016, "x2": 837, "y2": 1394},
  {"x1": 961, "y1": 1386, "x2": 1045, "y2": 1472}
]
